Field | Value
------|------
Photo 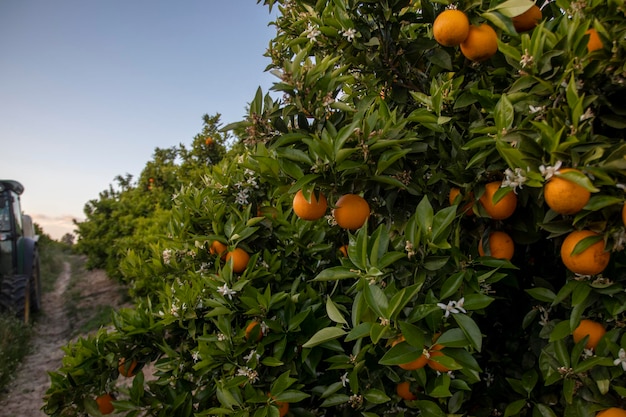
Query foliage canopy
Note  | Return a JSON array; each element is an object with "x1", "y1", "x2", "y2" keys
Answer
[{"x1": 45, "y1": 1, "x2": 626, "y2": 416}]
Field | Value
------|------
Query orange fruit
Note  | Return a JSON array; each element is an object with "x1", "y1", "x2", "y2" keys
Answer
[
  {"x1": 96, "y1": 393, "x2": 115, "y2": 415},
  {"x1": 293, "y1": 189, "x2": 328, "y2": 220},
  {"x1": 479, "y1": 182, "x2": 517, "y2": 220},
  {"x1": 560, "y1": 230, "x2": 610, "y2": 275},
  {"x1": 572, "y1": 319, "x2": 606, "y2": 350},
  {"x1": 427, "y1": 349, "x2": 450, "y2": 373},
  {"x1": 333, "y1": 194, "x2": 370, "y2": 230},
  {"x1": 433, "y1": 9, "x2": 470, "y2": 47},
  {"x1": 586, "y1": 28, "x2": 603, "y2": 52},
  {"x1": 597, "y1": 408, "x2": 626, "y2": 417},
  {"x1": 544, "y1": 168, "x2": 591, "y2": 215},
  {"x1": 622, "y1": 204, "x2": 626, "y2": 227},
  {"x1": 478, "y1": 231, "x2": 514, "y2": 260},
  {"x1": 339, "y1": 245, "x2": 349, "y2": 257},
  {"x1": 210, "y1": 240, "x2": 228, "y2": 257},
  {"x1": 512, "y1": 4, "x2": 542, "y2": 32},
  {"x1": 118, "y1": 358, "x2": 138, "y2": 377},
  {"x1": 276, "y1": 400, "x2": 289, "y2": 417},
  {"x1": 205, "y1": 137, "x2": 214, "y2": 146},
  {"x1": 399, "y1": 353, "x2": 429, "y2": 371},
  {"x1": 225, "y1": 248, "x2": 251, "y2": 273},
  {"x1": 396, "y1": 381, "x2": 417, "y2": 401},
  {"x1": 245, "y1": 320, "x2": 263, "y2": 341},
  {"x1": 391, "y1": 336, "x2": 428, "y2": 370},
  {"x1": 449, "y1": 187, "x2": 474, "y2": 216},
  {"x1": 460, "y1": 23, "x2": 499, "y2": 62}
]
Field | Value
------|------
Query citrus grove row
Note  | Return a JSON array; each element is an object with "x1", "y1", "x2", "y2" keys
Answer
[{"x1": 44, "y1": 0, "x2": 626, "y2": 416}]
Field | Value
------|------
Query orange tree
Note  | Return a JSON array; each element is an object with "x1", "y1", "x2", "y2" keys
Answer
[
  {"x1": 44, "y1": 0, "x2": 626, "y2": 416},
  {"x1": 73, "y1": 113, "x2": 228, "y2": 287}
]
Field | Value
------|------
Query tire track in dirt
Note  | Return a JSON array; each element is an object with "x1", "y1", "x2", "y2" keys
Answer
[{"x1": 0, "y1": 261, "x2": 72, "y2": 417}]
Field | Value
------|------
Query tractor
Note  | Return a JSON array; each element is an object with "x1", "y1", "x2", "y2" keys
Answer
[{"x1": 0, "y1": 180, "x2": 42, "y2": 323}]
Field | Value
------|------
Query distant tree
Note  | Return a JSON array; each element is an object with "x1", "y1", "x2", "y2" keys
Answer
[
  {"x1": 73, "y1": 114, "x2": 228, "y2": 284},
  {"x1": 60, "y1": 233, "x2": 75, "y2": 246}
]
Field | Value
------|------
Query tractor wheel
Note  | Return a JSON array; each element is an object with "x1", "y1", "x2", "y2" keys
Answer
[
  {"x1": 0, "y1": 274, "x2": 31, "y2": 323},
  {"x1": 29, "y1": 251, "x2": 42, "y2": 313}
]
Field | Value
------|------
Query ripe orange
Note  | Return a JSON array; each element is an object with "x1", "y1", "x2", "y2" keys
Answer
[
  {"x1": 622, "y1": 204, "x2": 626, "y2": 227},
  {"x1": 544, "y1": 168, "x2": 591, "y2": 215},
  {"x1": 400, "y1": 353, "x2": 429, "y2": 371},
  {"x1": 276, "y1": 400, "x2": 289, "y2": 417},
  {"x1": 118, "y1": 358, "x2": 138, "y2": 377},
  {"x1": 339, "y1": 245, "x2": 349, "y2": 257},
  {"x1": 396, "y1": 381, "x2": 417, "y2": 401},
  {"x1": 293, "y1": 189, "x2": 328, "y2": 220},
  {"x1": 460, "y1": 24, "x2": 498, "y2": 62},
  {"x1": 586, "y1": 28, "x2": 603, "y2": 52},
  {"x1": 597, "y1": 408, "x2": 626, "y2": 417},
  {"x1": 205, "y1": 137, "x2": 214, "y2": 146},
  {"x1": 560, "y1": 230, "x2": 610, "y2": 275},
  {"x1": 210, "y1": 240, "x2": 228, "y2": 257},
  {"x1": 512, "y1": 4, "x2": 542, "y2": 32},
  {"x1": 572, "y1": 319, "x2": 606, "y2": 350},
  {"x1": 478, "y1": 231, "x2": 514, "y2": 260},
  {"x1": 225, "y1": 248, "x2": 251, "y2": 273},
  {"x1": 449, "y1": 187, "x2": 474, "y2": 216},
  {"x1": 433, "y1": 9, "x2": 470, "y2": 47},
  {"x1": 479, "y1": 182, "x2": 517, "y2": 220},
  {"x1": 391, "y1": 336, "x2": 428, "y2": 370},
  {"x1": 333, "y1": 194, "x2": 370, "y2": 230},
  {"x1": 245, "y1": 320, "x2": 263, "y2": 341},
  {"x1": 96, "y1": 393, "x2": 115, "y2": 415}
]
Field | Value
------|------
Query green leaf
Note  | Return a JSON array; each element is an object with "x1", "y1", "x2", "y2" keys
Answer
[
  {"x1": 313, "y1": 267, "x2": 359, "y2": 281},
  {"x1": 491, "y1": 0, "x2": 535, "y2": 17},
  {"x1": 398, "y1": 321, "x2": 425, "y2": 347},
  {"x1": 495, "y1": 94, "x2": 515, "y2": 131},
  {"x1": 302, "y1": 327, "x2": 346, "y2": 348},
  {"x1": 452, "y1": 314, "x2": 482, "y2": 352},
  {"x1": 534, "y1": 403, "x2": 557, "y2": 417},
  {"x1": 439, "y1": 271, "x2": 464, "y2": 300},
  {"x1": 364, "y1": 283, "x2": 388, "y2": 319},
  {"x1": 274, "y1": 390, "x2": 310, "y2": 403},
  {"x1": 431, "y1": 206, "x2": 457, "y2": 244},
  {"x1": 549, "y1": 320, "x2": 572, "y2": 342},
  {"x1": 326, "y1": 298, "x2": 348, "y2": 325},
  {"x1": 379, "y1": 343, "x2": 424, "y2": 365},
  {"x1": 573, "y1": 356, "x2": 614, "y2": 373},
  {"x1": 261, "y1": 357, "x2": 284, "y2": 367},
  {"x1": 271, "y1": 371, "x2": 297, "y2": 395},
  {"x1": 416, "y1": 400, "x2": 446, "y2": 417},
  {"x1": 345, "y1": 322, "x2": 371, "y2": 341},
  {"x1": 525, "y1": 287, "x2": 556, "y2": 303},
  {"x1": 363, "y1": 389, "x2": 391, "y2": 404},
  {"x1": 462, "y1": 293, "x2": 494, "y2": 310},
  {"x1": 320, "y1": 394, "x2": 349, "y2": 407},
  {"x1": 556, "y1": 170, "x2": 600, "y2": 193},
  {"x1": 416, "y1": 196, "x2": 434, "y2": 237},
  {"x1": 435, "y1": 328, "x2": 469, "y2": 347},
  {"x1": 504, "y1": 399, "x2": 527, "y2": 417}
]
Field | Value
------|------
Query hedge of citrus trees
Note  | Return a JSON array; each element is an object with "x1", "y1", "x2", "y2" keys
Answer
[{"x1": 44, "y1": 0, "x2": 626, "y2": 416}]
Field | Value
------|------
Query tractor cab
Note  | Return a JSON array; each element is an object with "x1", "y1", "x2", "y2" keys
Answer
[{"x1": 0, "y1": 180, "x2": 41, "y2": 322}]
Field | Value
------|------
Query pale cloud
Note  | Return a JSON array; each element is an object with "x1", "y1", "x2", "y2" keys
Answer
[{"x1": 29, "y1": 213, "x2": 83, "y2": 240}]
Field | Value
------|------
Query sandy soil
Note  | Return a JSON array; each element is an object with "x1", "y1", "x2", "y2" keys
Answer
[{"x1": 0, "y1": 261, "x2": 127, "y2": 417}]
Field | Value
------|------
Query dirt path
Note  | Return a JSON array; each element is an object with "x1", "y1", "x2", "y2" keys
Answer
[{"x1": 0, "y1": 260, "x2": 127, "y2": 417}]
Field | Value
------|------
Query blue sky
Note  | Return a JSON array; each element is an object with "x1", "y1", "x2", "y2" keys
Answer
[{"x1": 0, "y1": 1, "x2": 278, "y2": 239}]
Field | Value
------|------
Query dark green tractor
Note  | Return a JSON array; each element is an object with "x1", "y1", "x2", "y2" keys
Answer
[{"x1": 0, "y1": 180, "x2": 42, "y2": 323}]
